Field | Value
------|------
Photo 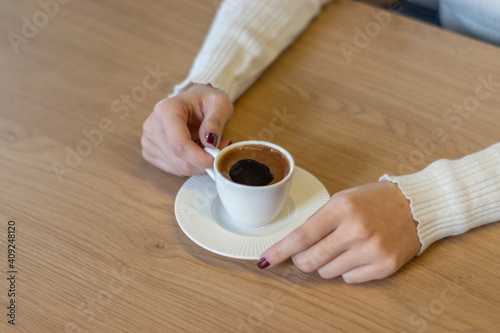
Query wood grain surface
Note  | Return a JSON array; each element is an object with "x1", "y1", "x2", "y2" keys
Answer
[{"x1": 1, "y1": 0, "x2": 499, "y2": 332}]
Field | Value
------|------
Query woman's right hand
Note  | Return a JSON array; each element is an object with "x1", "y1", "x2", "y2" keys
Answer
[{"x1": 141, "y1": 83, "x2": 233, "y2": 176}]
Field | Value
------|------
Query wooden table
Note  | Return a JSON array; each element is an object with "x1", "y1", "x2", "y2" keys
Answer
[{"x1": 1, "y1": 0, "x2": 499, "y2": 332}]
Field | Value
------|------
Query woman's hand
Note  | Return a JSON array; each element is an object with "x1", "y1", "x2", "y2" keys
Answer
[
  {"x1": 142, "y1": 83, "x2": 233, "y2": 176},
  {"x1": 258, "y1": 181, "x2": 421, "y2": 283}
]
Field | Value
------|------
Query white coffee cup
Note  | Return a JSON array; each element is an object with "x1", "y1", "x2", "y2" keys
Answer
[{"x1": 204, "y1": 141, "x2": 294, "y2": 228}]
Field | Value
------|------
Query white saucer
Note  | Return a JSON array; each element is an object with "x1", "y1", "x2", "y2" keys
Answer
[{"x1": 174, "y1": 166, "x2": 330, "y2": 260}]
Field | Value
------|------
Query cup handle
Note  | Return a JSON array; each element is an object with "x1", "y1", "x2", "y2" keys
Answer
[{"x1": 204, "y1": 147, "x2": 220, "y2": 181}]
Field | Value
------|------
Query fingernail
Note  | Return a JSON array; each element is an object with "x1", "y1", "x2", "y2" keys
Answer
[
  {"x1": 228, "y1": 141, "x2": 233, "y2": 145},
  {"x1": 257, "y1": 257, "x2": 270, "y2": 269},
  {"x1": 206, "y1": 133, "x2": 217, "y2": 146}
]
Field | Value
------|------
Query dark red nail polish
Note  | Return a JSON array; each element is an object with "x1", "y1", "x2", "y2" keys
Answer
[
  {"x1": 257, "y1": 257, "x2": 270, "y2": 269},
  {"x1": 206, "y1": 133, "x2": 217, "y2": 146},
  {"x1": 228, "y1": 141, "x2": 233, "y2": 145}
]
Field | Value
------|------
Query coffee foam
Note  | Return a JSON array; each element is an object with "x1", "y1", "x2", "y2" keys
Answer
[{"x1": 218, "y1": 144, "x2": 289, "y2": 185}]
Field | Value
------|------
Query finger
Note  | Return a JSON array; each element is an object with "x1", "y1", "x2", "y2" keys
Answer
[
  {"x1": 218, "y1": 139, "x2": 233, "y2": 150},
  {"x1": 291, "y1": 227, "x2": 352, "y2": 273},
  {"x1": 257, "y1": 200, "x2": 339, "y2": 269},
  {"x1": 315, "y1": 249, "x2": 370, "y2": 280},
  {"x1": 142, "y1": 149, "x2": 179, "y2": 176},
  {"x1": 141, "y1": 132, "x2": 162, "y2": 155},
  {"x1": 142, "y1": 134, "x2": 176, "y2": 167},
  {"x1": 143, "y1": 110, "x2": 180, "y2": 159},
  {"x1": 341, "y1": 264, "x2": 390, "y2": 284},
  {"x1": 199, "y1": 94, "x2": 233, "y2": 148},
  {"x1": 144, "y1": 117, "x2": 211, "y2": 176},
  {"x1": 161, "y1": 107, "x2": 214, "y2": 170},
  {"x1": 142, "y1": 136, "x2": 206, "y2": 176}
]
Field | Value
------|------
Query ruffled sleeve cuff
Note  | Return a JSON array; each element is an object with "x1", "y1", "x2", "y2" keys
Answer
[{"x1": 380, "y1": 143, "x2": 500, "y2": 254}]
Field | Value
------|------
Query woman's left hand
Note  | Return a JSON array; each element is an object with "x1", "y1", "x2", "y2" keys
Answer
[{"x1": 257, "y1": 181, "x2": 421, "y2": 283}]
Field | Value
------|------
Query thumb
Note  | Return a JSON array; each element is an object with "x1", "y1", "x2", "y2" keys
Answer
[{"x1": 199, "y1": 94, "x2": 233, "y2": 148}]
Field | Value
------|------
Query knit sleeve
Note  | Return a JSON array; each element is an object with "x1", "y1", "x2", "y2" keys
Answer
[
  {"x1": 170, "y1": 0, "x2": 330, "y2": 101},
  {"x1": 380, "y1": 143, "x2": 500, "y2": 254}
]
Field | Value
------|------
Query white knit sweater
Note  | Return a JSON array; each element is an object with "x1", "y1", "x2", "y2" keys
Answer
[{"x1": 171, "y1": 0, "x2": 500, "y2": 254}]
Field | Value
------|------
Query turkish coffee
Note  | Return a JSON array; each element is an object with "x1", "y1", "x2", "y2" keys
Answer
[{"x1": 218, "y1": 144, "x2": 289, "y2": 186}]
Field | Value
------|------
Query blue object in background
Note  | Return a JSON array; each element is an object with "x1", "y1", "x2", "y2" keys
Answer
[{"x1": 389, "y1": 1, "x2": 440, "y2": 26}]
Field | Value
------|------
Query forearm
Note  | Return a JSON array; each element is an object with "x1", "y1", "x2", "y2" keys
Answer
[
  {"x1": 381, "y1": 142, "x2": 500, "y2": 254},
  {"x1": 170, "y1": 0, "x2": 330, "y2": 101}
]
